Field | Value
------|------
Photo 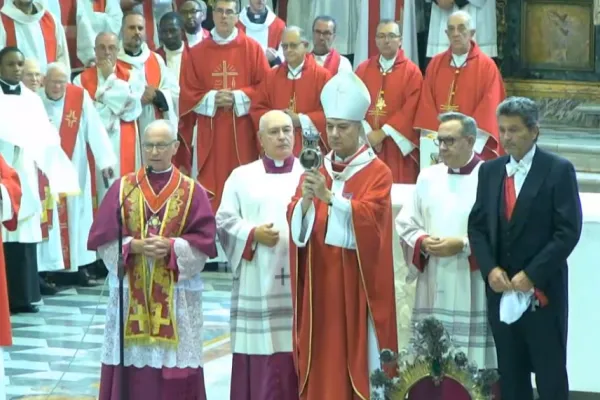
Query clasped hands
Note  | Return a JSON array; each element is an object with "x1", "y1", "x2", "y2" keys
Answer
[
  {"x1": 215, "y1": 90, "x2": 235, "y2": 109},
  {"x1": 255, "y1": 223, "x2": 280, "y2": 247},
  {"x1": 488, "y1": 267, "x2": 534, "y2": 294},
  {"x1": 131, "y1": 234, "x2": 171, "y2": 259},
  {"x1": 422, "y1": 236, "x2": 464, "y2": 257}
]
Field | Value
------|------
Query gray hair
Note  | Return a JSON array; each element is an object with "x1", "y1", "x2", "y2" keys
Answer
[
  {"x1": 438, "y1": 111, "x2": 478, "y2": 137},
  {"x1": 144, "y1": 119, "x2": 177, "y2": 141},
  {"x1": 378, "y1": 19, "x2": 402, "y2": 35},
  {"x1": 496, "y1": 97, "x2": 539, "y2": 130},
  {"x1": 45, "y1": 62, "x2": 69, "y2": 78},
  {"x1": 283, "y1": 25, "x2": 309, "y2": 43},
  {"x1": 448, "y1": 10, "x2": 474, "y2": 30},
  {"x1": 95, "y1": 31, "x2": 119, "y2": 47},
  {"x1": 312, "y1": 15, "x2": 337, "y2": 33},
  {"x1": 258, "y1": 110, "x2": 292, "y2": 132}
]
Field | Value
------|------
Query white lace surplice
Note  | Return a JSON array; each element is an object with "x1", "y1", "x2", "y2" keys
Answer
[{"x1": 98, "y1": 237, "x2": 208, "y2": 369}]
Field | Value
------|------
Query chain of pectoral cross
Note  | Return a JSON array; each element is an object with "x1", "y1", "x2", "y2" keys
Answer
[{"x1": 440, "y1": 57, "x2": 468, "y2": 113}]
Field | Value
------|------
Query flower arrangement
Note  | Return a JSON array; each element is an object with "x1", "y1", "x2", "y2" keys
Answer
[{"x1": 371, "y1": 317, "x2": 499, "y2": 400}]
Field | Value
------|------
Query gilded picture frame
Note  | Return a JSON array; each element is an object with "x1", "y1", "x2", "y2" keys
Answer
[{"x1": 521, "y1": 0, "x2": 595, "y2": 71}]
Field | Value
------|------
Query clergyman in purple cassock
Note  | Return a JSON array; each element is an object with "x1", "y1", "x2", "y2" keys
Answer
[{"x1": 87, "y1": 119, "x2": 217, "y2": 400}]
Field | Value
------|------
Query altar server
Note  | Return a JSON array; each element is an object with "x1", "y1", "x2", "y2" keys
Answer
[
  {"x1": 469, "y1": 97, "x2": 582, "y2": 400},
  {"x1": 287, "y1": 71, "x2": 397, "y2": 399},
  {"x1": 237, "y1": 0, "x2": 285, "y2": 66},
  {"x1": 39, "y1": 62, "x2": 116, "y2": 274},
  {"x1": 217, "y1": 110, "x2": 301, "y2": 400},
  {"x1": 396, "y1": 111, "x2": 497, "y2": 371}
]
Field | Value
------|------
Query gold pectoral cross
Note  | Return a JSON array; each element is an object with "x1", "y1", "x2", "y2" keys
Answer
[
  {"x1": 440, "y1": 70, "x2": 460, "y2": 113},
  {"x1": 211, "y1": 60, "x2": 239, "y2": 89},
  {"x1": 288, "y1": 93, "x2": 297, "y2": 113},
  {"x1": 368, "y1": 90, "x2": 387, "y2": 129}
]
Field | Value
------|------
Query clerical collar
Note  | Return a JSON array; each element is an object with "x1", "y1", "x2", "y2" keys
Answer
[
  {"x1": 45, "y1": 93, "x2": 64, "y2": 102},
  {"x1": 378, "y1": 54, "x2": 396, "y2": 72},
  {"x1": 262, "y1": 155, "x2": 294, "y2": 174},
  {"x1": 448, "y1": 153, "x2": 480, "y2": 175},
  {"x1": 288, "y1": 61, "x2": 304, "y2": 76},
  {"x1": 125, "y1": 48, "x2": 143, "y2": 57},
  {"x1": 165, "y1": 44, "x2": 184, "y2": 55},
  {"x1": 0, "y1": 78, "x2": 21, "y2": 95},
  {"x1": 211, "y1": 27, "x2": 238, "y2": 45},
  {"x1": 246, "y1": 6, "x2": 267, "y2": 24},
  {"x1": 149, "y1": 166, "x2": 173, "y2": 175}
]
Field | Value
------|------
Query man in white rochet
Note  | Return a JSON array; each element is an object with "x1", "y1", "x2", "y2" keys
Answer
[
  {"x1": 237, "y1": 0, "x2": 285, "y2": 67},
  {"x1": 216, "y1": 109, "x2": 302, "y2": 399},
  {"x1": 38, "y1": 62, "x2": 116, "y2": 279},
  {"x1": 395, "y1": 112, "x2": 497, "y2": 399},
  {"x1": 74, "y1": 31, "x2": 146, "y2": 201}
]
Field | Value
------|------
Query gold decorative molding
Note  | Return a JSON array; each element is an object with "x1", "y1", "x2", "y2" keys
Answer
[
  {"x1": 505, "y1": 78, "x2": 600, "y2": 100},
  {"x1": 496, "y1": 0, "x2": 507, "y2": 59}
]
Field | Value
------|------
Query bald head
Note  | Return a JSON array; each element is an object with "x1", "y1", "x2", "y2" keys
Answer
[
  {"x1": 22, "y1": 58, "x2": 42, "y2": 91},
  {"x1": 258, "y1": 110, "x2": 294, "y2": 160},
  {"x1": 446, "y1": 10, "x2": 474, "y2": 55}
]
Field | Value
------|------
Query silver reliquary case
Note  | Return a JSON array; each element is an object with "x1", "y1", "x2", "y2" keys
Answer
[{"x1": 299, "y1": 128, "x2": 323, "y2": 170}]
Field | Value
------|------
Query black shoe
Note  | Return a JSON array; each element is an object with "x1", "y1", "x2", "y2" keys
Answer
[
  {"x1": 40, "y1": 277, "x2": 58, "y2": 296},
  {"x1": 10, "y1": 305, "x2": 39, "y2": 314},
  {"x1": 77, "y1": 268, "x2": 95, "y2": 287}
]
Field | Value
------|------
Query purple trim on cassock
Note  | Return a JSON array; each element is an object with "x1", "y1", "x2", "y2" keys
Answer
[
  {"x1": 447, "y1": 154, "x2": 482, "y2": 175},
  {"x1": 98, "y1": 364, "x2": 207, "y2": 400},
  {"x1": 230, "y1": 353, "x2": 299, "y2": 400},
  {"x1": 87, "y1": 169, "x2": 217, "y2": 258},
  {"x1": 262, "y1": 156, "x2": 295, "y2": 174}
]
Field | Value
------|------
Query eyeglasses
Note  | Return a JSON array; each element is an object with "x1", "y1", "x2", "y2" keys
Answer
[
  {"x1": 142, "y1": 141, "x2": 176, "y2": 151},
  {"x1": 214, "y1": 8, "x2": 237, "y2": 16},
  {"x1": 433, "y1": 137, "x2": 458, "y2": 147},
  {"x1": 375, "y1": 34, "x2": 401, "y2": 40}
]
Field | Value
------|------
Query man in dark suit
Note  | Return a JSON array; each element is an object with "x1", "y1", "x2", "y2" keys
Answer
[{"x1": 468, "y1": 96, "x2": 582, "y2": 400}]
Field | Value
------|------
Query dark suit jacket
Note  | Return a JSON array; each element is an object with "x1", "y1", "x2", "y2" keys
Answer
[{"x1": 468, "y1": 147, "x2": 582, "y2": 304}]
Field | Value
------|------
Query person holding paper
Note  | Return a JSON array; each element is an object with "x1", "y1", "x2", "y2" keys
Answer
[{"x1": 468, "y1": 97, "x2": 582, "y2": 400}]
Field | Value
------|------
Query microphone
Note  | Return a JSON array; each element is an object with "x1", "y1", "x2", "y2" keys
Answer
[
  {"x1": 115, "y1": 164, "x2": 152, "y2": 400},
  {"x1": 102, "y1": 167, "x2": 116, "y2": 189}
]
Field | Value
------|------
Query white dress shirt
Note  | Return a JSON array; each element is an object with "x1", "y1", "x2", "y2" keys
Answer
[{"x1": 506, "y1": 144, "x2": 536, "y2": 198}]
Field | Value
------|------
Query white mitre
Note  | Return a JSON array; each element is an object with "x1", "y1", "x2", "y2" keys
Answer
[{"x1": 320, "y1": 71, "x2": 371, "y2": 122}]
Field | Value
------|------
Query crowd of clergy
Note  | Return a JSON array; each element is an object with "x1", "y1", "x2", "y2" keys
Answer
[{"x1": 0, "y1": 0, "x2": 583, "y2": 400}]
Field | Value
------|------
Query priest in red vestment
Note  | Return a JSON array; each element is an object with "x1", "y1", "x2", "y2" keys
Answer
[
  {"x1": 287, "y1": 71, "x2": 398, "y2": 399},
  {"x1": 251, "y1": 26, "x2": 331, "y2": 156},
  {"x1": 0, "y1": 154, "x2": 22, "y2": 399},
  {"x1": 414, "y1": 10, "x2": 505, "y2": 162},
  {"x1": 89, "y1": 119, "x2": 217, "y2": 400},
  {"x1": 237, "y1": 0, "x2": 286, "y2": 67},
  {"x1": 179, "y1": 0, "x2": 270, "y2": 212},
  {"x1": 356, "y1": 19, "x2": 422, "y2": 183},
  {"x1": 309, "y1": 16, "x2": 353, "y2": 75}
]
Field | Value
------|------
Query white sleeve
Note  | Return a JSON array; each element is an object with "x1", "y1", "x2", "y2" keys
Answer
[
  {"x1": 232, "y1": 90, "x2": 251, "y2": 117},
  {"x1": 75, "y1": 0, "x2": 97, "y2": 67},
  {"x1": 193, "y1": 90, "x2": 218, "y2": 117},
  {"x1": 172, "y1": 238, "x2": 209, "y2": 281},
  {"x1": 0, "y1": 184, "x2": 13, "y2": 222},
  {"x1": 82, "y1": 93, "x2": 117, "y2": 170},
  {"x1": 96, "y1": 71, "x2": 145, "y2": 122},
  {"x1": 55, "y1": 20, "x2": 72, "y2": 77},
  {"x1": 97, "y1": 237, "x2": 133, "y2": 274},
  {"x1": 323, "y1": 195, "x2": 356, "y2": 249},
  {"x1": 298, "y1": 113, "x2": 318, "y2": 132},
  {"x1": 290, "y1": 201, "x2": 316, "y2": 247},
  {"x1": 382, "y1": 123, "x2": 416, "y2": 156},
  {"x1": 474, "y1": 129, "x2": 490, "y2": 154}
]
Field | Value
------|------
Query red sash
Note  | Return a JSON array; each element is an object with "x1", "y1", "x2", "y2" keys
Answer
[
  {"x1": 120, "y1": 52, "x2": 163, "y2": 120},
  {"x1": 121, "y1": 167, "x2": 194, "y2": 345},
  {"x1": 320, "y1": 50, "x2": 341, "y2": 75},
  {"x1": 1, "y1": 11, "x2": 57, "y2": 63},
  {"x1": 56, "y1": 84, "x2": 85, "y2": 270},
  {"x1": 80, "y1": 65, "x2": 138, "y2": 176},
  {"x1": 93, "y1": 0, "x2": 106, "y2": 12}
]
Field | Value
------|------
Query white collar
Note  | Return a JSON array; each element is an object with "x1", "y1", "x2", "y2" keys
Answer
[
  {"x1": 451, "y1": 52, "x2": 468, "y2": 67},
  {"x1": 326, "y1": 147, "x2": 377, "y2": 182},
  {"x1": 450, "y1": 152, "x2": 475, "y2": 173},
  {"x1": 239, "y1": 6, "x2": 276, "y2": 30},
  {"x1": 288, "y1": 61, "x2": 304, "y2": 76},
  {"x1": 211, "y1": 27, "x2": 238, "y2": 45},
  {"x1": 118, "y1": 42, "x2": 151, "y2": 67},
  {"x1": 164, "y1": 44, "x2": 184, "y2": 55},
  {"x1": 1, "y1": 1, "x2": 46, "y2": 23},
  {"x1": 506, "y1": 145, "x2": 536, "y2": 176},
  {"x1": 378, "y1": 54, "x2": 396, "y2": 72},
  {"x1": 0, "y1": 78, "x2": 19, "y2": 91}
]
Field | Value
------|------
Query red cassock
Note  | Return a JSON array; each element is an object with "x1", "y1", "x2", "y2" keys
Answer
[
  {"x1": 156, "y1": 45, "x2": 194, "y2": 175},
  {"x1": 0, "y1": 155, "x2": 22, "y2": 347},
  {"x1": 356, "y1": 50, "x2": 423, "y2": 183},
  {"x1": 236, "y1": 17, "x2": 285, "y2": 51},
  {"x1": 414, "y1": 41, "x2": 506, "y2": 160},
  {"x1": 287, "y1": 157, "x2": 398, "y2": 399},
  {"x1": 250, "y1": 55, "x2": 332, "y2": 155},
  {"x1": 179, "y1": 30, "x2": 270, "y2": 211}
]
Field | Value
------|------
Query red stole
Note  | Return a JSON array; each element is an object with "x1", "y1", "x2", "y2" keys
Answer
[
  {"x1": 56, "y1": 84, "x2": 85, "y2": 269},
  {"x1": 121, "y1": 167, "x2": 194, "y2": 345},
  {"x1": 142, "y1": 1, "x2": 157, "y2": 50},
  {"x1": 317, "y1": 50, "x2": 341, "y2": 75},
  {"x1": 1, "y1": 11, "x2": 57, "y2": 62},
  {"x1": 80, "y1": 65, "x2": 138, "y2": 176},
  {"x1": 119, "y1": 52, "x2": 163, "y2": 119}
]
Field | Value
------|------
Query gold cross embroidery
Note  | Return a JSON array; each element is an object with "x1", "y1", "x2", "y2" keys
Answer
[
  {"x1": 64, "y1": 110, "x2": 78, "y2": 128},
  {"x1": 151, "y1": 303, "x2": 171, "y2": 335},
  {"x1": 288, "y1": 93, "x2": 297, "y2": 113},
  {"x1": 368, "y1": 90, "x2": 387, "y2": 129},
  {"x1": 211, "y1": 60, "x2": 239, "y2": 89},
  {"x1": 440, "y1": 70, "x2": 460, "y2": 112},
  {"x1": 129, "y1": 304, "x2": 149, "y2": 333}
]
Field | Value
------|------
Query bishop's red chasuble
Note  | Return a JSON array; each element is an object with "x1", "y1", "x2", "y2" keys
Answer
[
  {"x1": 356, "y1": 50, "x2": 422, "y2": 183},
  {"x1": 287, "y1": 156, "x2": 398, "y2": 399},
  {"x1": 179, "y1": 30, "x2": 270, "y2": 211},
  {"x1": 414, "y1": 41, "x2": 506, "y2": 160},
  {"x1": 0, "y1": 155, "x2": 21, "y2": 347},
  {"x1": 250, "y1": 55, "x2": 332, "y2": 155}
]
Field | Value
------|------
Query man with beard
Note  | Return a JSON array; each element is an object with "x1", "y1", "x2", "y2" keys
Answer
[
  {"x1": 309, "y1": 16, "x2": 352, "y2": 75},
  {"x1": 177, "y1": 0, "x2": 210, "y2": 47}
]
